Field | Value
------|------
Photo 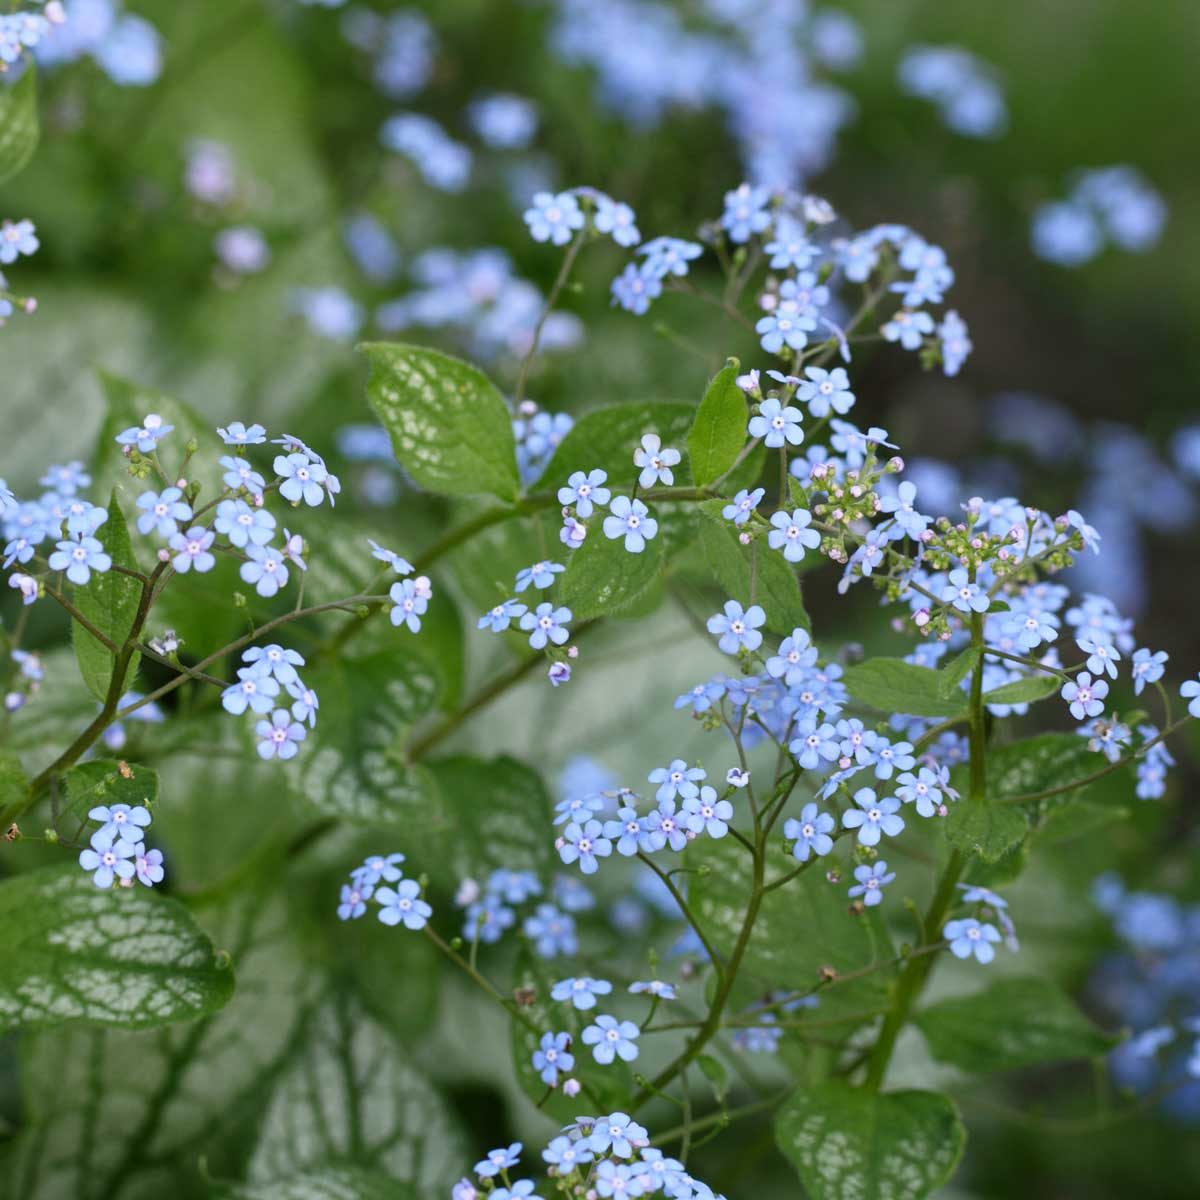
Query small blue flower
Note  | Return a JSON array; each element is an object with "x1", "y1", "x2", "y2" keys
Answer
[
  {"x1": 895, "y1": 766, "x2": 952, "y2": 817},
  {"x1": 944, "y1": 917, "x2": 1002, "y2": 963},
  {"x1": 768, "y1": 507, "x2": 820, "y2": 562},
  {"x1": 592, "y1": 194, "x2": 640, "y2": 247},
  {"x1": 523, "y1": 903, "x2": 577, "y2": 957},
  {"x1": 674, "y1": 678, "x2": 726, "y2": 713},
  {"x1": 221, "y1": 667, "x2": 280, "y2": 715},
  {"x1": 1180, "y1": 677, "x2": 1200, "y2": 718},
  {"x1": 648, "y1": 759, "x2": 705, "y2": 804},
  {"x1": 133, "y1": 844, "x2": 165, "y2": 888},
  {"x1": 520, "y1": 602, "x2": 571, "y2": 649},
  {"x1": 629, "y1": 979, "x2": 677, "y2": 998},
  {"x1": 48, "y1": 535, "x2": 111, "y2": 586},
  {"x1": 1066, "y1": 509, "x2": 1101, "y2": 554},
  {"x1": 39, "y1": 461, "x2": 91, "y2": 495},
  {"x1": 64, "y1": 498, "x2": 108, "y2": 537},
  {"x1": 722, "y1": 487, "x2": 763, "y2": 526},
  {"x1": 389, "y1": 577, "x2": 429, "y2": 632},
  {"x1": 588, "y1": 1111, "x2": 648, "y2": 1157},
  {"x1": 220, "y1": 455, "x2": 267, "y2": 495},
  {"x1": 368, "y1": 539, "x2": 414, "y2": 573},
  {"x1": 475, "y1": 1143, "x2": 522, "y2": 1178},
  {"x1": 169, "y1": 526, "x2": 216, "y2": 574},
  {"x1": 352, "y1": 853, "x2": 405, "y2": 886},
  {"x1": 558, "y1": 819, "x2": 611, "y2": 875},
  {"x1": 707, "y1": 600, "x2": 765, "y2": 654},
  {"x1": 478, "y1": 599, "x2": 527, "y2": 632},
  {"x1": 756, "y1": 306, "x2": 814, "y2": 355},
  {"x1": 115, "y1": 413, "x2": 173, "y2": 454},
  {"x1": 637, "y1": 236, "x2": 702, "y2": 279},
  {"x1": 243, "y1": 643, "x2": 305, "y2": 685},
  {"x1": 581, "y1": 1014, "x2": 640, "y2": 1064},
  {"x1": 789, "y1": 718, "x2": 839, "y2": 770},
  {"x1": 217, "y1": 421, "x2": 267, "y2": 446},
  {"x1": 682, "y1": 786, "x2": 733, "y2": 838},
  {"x1": 88, "y1": 802, "x2": 151, "y2": 842},
  {"x1": 941, "y1": 567, "x2": 988, "y2": 614},
  {"x1": 557, "y1": 469, "x2": 611, "y2": 518},
  {"x1": 633, "y1": 434, "x2": 680, "y2": 488},
  {"x1": 764, "y1": 222, "x2": 817, "y2": 270},
  {"x1": 542, "y1": 1135, "x2": 593, "y2": 1170},
  {"x1": 524, "y1": 191, "x2": 584, "y2": 245},
  {"x1": 595, "y1": 1163, "x2": 640, "y2": 1198},
  {"x1": 603, "y1": 496, "x2": 657, "y2": 553},
  {"x1": 287, "y1": 680, "x2": 320, "y2": 726},
  {"x1": 784, "y1": 802, "x2": 835, "y2": 861},
  {"x1": 376, "y1": 879, "x2": 431, "y2": 930},
  {"x1": 610, "y1": 262, "x2": 662, "y2": 314},
  {"x1": 515, "y1": 560, "x2": 565, "y2": 592},
  {"x1": 241, "y1": 545, "x2": 290, "y2": 597},
  {"x1": 464, "y1": 895, "x2": 515, "y2": 944},
  {"x1": 603, "y1": 805, "x2": 650, "y2": 856},
  {"x1": 721, "y1": 182, "x2": 771, "y2": 244},
  {"x1": 939, "y1": 309, "x2": 972, "y2": 377},
  {"x1": 749, "y1": 398, "x2": 804, "y2": 448},
  {"x1": 532, "y1": 1030, "x2": 575, "y2": 1085},
  {"x1": 8, "y1": 572, "x2": 37, "y2": 606},
  {"x1": 255, "y1": 709, "x2": 306, "y2": 760},
  {"x1": 338, "y1": 881, "x2": 372, "y2": 920},
  {"x1": 215, "y1": 498, "x2": 276, "y2": 548},
  {"x1": 796, "y1": 366, "x2": 855, "y2": 418},
  {"x1": 1130, "y1": 648, "x2": 1168, "y2": 696},
  {"x1": 1062, "y1": 671, "x2": 1108, "y2": 720},
  {"x1": 878, "y1": 481, "x2": 929, "y2": 540},
  {"x1": 868, "y1": 736, "x2": 916, "y2": 780},
  {"x1": 78, "y1": 830, "x2": 137, "y2": 889},
  {"x1": 551, "y1": 976, "x2": 613, "y2": 1010},
  {"x1": 275, "y1": 452, "x2": 328, "y2": 507},
  {"x1": 766, "y1": 628, "x2": 818, "y2": 686},
  {"x1": 848, "y1": 861, "x2": 895, "y2": 906},
  {"x1": 881, "y1": 309, "x2": 934, "y2": 350},
  {"x1": 136, "y1": 487, "x2": 192, "y2": 538},
  {"x1": 842, "y1": 788, "x2": 905, "y2": 846}
]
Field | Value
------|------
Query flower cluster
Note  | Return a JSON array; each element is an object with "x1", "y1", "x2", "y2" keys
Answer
[
  {"x1": 336, "y1": 852, "x2": 431, "y2": 930},
  {"x1": 77, "y1": 787, "x2": 164, "y2": 891}
]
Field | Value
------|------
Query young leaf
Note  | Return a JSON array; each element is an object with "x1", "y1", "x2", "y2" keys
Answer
[
  {"x1": 698, "y1": 501, "x2": 809, "y2": 636},
  {"x1": 938, "y1": 646, "x2": 980, "y2": 697},
  {"x1": 72, "y1": 492, "x2": 142, "y2": 703},
  {"x1": 0, "y1": 866, "x2": 234, "y2": 1034},
  {"x1": 944, "y1": 797, "x2": 1028, "y2": 861},
  {"x1": 843, "y1": 658, "x2": 967, "y2": 719},
  {"x1": 775, "y1": 1082, "x2": 966, "y2": 1200},
  {"x1": 983, "y1": 673, "x2": 1061, "y2": 707},
  {"x1": 687, "y1": 361, "x2": 747, "y2": 486},
  {"x1": 0, "y1": 65, "x2": 39, "y2": 185},
  {"x1": 916, "y1": 977, "x2": 1117, "y2": 1073},
  {"x1": 559, "y1": 521, "x2": 665, "y2": 618},
  {"x1": 360, "y1": 342, "x2": 520, "y2": 501}
]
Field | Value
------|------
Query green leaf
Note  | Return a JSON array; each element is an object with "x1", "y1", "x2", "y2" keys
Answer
[
  {"x1": 939, "y1": 647, "x2": 980, "y2": 697},
  {"x1": 0, "y1": 65, "x2": 39, "y2": 185},
  {"x1": 775, "y1": 1083, "x2": 965, "y2": 1200},
  {"x1": 247, "y1": 993, "x2": 466, "y2": 1190},
  {"x1": 1034, "y1": 798, "x2": 1130, "y2": 845},
  {"x1": 0, "y1": 749, "x2": 29, "y2": 821},
  {"x1": 539, "y1": 400, "x2": 695, "y2": 486},
  {"x1": 559, "y1": 520, "x2": 665, "y2": 618},
  {"x1": 944, "y1": 797, "x2": 1028, "y2": 861},
  {"x1": 687, "y1": 361, "x2": 747, "y2": 486},
  {"x1": 916, "y1": 977, "x2": 1117, "y2": 1073},
  {"x1": 62, "y1": 758, "x2": 159, "y2": 828},
  {"x1": 983, "y1": 673, "x2": 1061, "y2": 707},
  {"x1": 212, "y1": 1168, "x2": 414, "y2": 1200},
  {"x1": 72, "y1": 492, "x2": 142, "y2": 703},
  {"x1": 296, "y1": 650, "x2": 439, "y2": 828},
  {"x1": 360, "y1": 342, "x2": 519, "y2": 501},
  {"x1": 0, "y1": 866, "x2": 233, "y2": 1034},
  {"x1": 423, "y1": 754, "x2": 553, "y2": 878},
  {"x1": 697, "y1": 1053, "x2": 729, "y2": 1101},
  {"x1": 698, "y1": 501, "x2": 809, "y2": 636},
  {"x1": 842, "y1": 658, "x2": 967, "y2": 719},
  {"x1": 984, "y1": 733, "x2": 1119, "y2": 825}
]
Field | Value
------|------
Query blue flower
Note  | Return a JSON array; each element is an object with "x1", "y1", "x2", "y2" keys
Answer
[
  {"x1": 88, "y1": 801, "x2": 151, "y2": 842},
  {"x1": 868, "y1": 736, "x2": 916, "y2": 780},
  {"x1": 531, "y1": 1031, "x2": 574, "y2": 1085},
  {"x1": 764, "y1": 222, "x2": 817, "y2": 270},
  {"x1": 136, "y1": 487, "x2": 193, "y2": 538},
  {"x1": 674, "y1": 678, "x2": 726, "y2": 713},
  {"x1": 114, "y1": 413, "x2": 173, "y2": 454},
  {"x1": 603, "y1": 496, "x2": 657, "y2": 552},
  {"x1": 338, "y1": 881, "x2": 372, "y2": 920},
  {"x1": 464, "y1": 895, "x2": 515, "y2": 944},
  {"x1": 648, "y1": 759, "x2": 705, "y2": 804},
  {"x1": 848, "y1": 861, "x2": 895, "y2": 907},
  {"x1": 941, "y1": 568, "x2": 989, "y2": 614},
  {"x1": 796, "y1": 366, "x2": 855, "y2": 418},
  {"x1": 368, "y1": 539, "x2": 414, "y2": 573},
  {"x1": 217, "y1": 421, "x2": 267, "y2": 446},
  {"x1": 603, "y1": 806, "x2": 650, "y2": 856},
  {"x1": 78, "y1": 830, "x2": 137, "y2": 889},
  {"x1": 523, "y1": 903, "x2": 577, "y2": 957},
  {"x1": 478, "y1": 599, "x2": 527, "y2": 632},
  {"x1": 255, "y1": 709, "x2": 306, "y2": 760},
  {"x1": 8, "y1": 572, "x2": 37, "y2": 606},
  {"x1": 524, "y1": 191, "x2": 584, "y2": 245},
  {"x1": 64, "y1": 498, "x2": 108, "y2": 537},
  {"x1": 939, "y1": 309, "x2": 972, "y2": 376},
  {"x1": 629, "y1": 979, "x2": 676, "y2": 999},
  {"x1": 944, "y1": 917, "x2": 1002, "y2": 963},
  {"x1": 842, "y1": 788, "x2": 905, "y2": 846},
  {"x1": 220, "y1": 455, "x2": 267, "y2": 495},
  {"x1": 633, "y1": 434, "x2": 681, "y2": 488},
  {"x1": 542, "y1": 1135, "x2": 593, "y2": 1171},
  {"x1": 376, "y1": 879, "x2": 431, "y2": 930},
  {"x1": 682, "y1": 786, "x2": 733, "y2": 838},
  {"x1": 287, "y1": 680, "x2": 320, "y2": 726},
  {"x1": 766, "y1": 628, "x2": 818, "y2": 686},
  {"x1": 558, "y1": 820, "x2": 611, "y2": 875},
  {"x1": 475, "y1": 1143, "x2": 522, "y2": 1178},
  {"x1": 582, "y1": 1014, "x2": 640, "y2": 1064},
  {"x1": 878, "y1": 481, "x2": 929, "y2": 539},
  {"x1": 643, "y1": 804, "x2": 689, "y2": 852},
  {"x1": 241, "y1": 545, "x2": 290, "y2": 597},
  {"x1": 557, "y1": 469, "x2": 610, "y2": 518},
  {"x1": 133, "y1": 844, "x2": 165, "y2": 888},
  {"x1": 895, "y1": 766, "x2": 952, "y2": 817},
  {"x1": 169, "y1": 526, "x2": 216, "y2": 573},
  {"x1": 707, "y1": 600, "x2": 765, "y2": 654},
  {"x1": 721, "y1": 182, "x2": 771, "y2": 243},
  {"x1": 749, "y1": 398, "x2": 804, "y2": 448},
  {"x1": 560, "y1": 517, "x2": 587, "y2": 550},
  {"x1": 39, "y1": 461, "x2": 90, "y2": 495},
  {"x1": 551, "y1": 976, "x2": 613, "y2": 1010},
  {"x1": 389, "y1": 578, "x2": 429, "y2": 632},
  {"x1": 789, "y1": 718, "x2": 839, "y2": 770},
  {"x1": 520, "y1": 602, "x2": 571, "y2": 649},
  {"x1": 553, "y1": 792, "x2": 605, "y2": 826},
  {"x1": 637, "y1": 236, "x2": 702, "y2": 279},
  {"x1": 1062, "y1": 671, "x2": 1108, "y2": 720},
  {"x1": 491, "y1": 1184, "x2": 538, "y2": 1200},
  {"x1": 768, "y1": 507, "x2": 820, "y2": 562},
  {"x1": 1181, "y1": 677, "x2": 1200, "y2": 719},
  {"x1": 594, "y1": 1163, "x2": 640, "y2": 1198},
  {"x1": 352, "y1": 853, "x2": 405, "y2": 886},
  {"x1": 1077, "y1": 634, "x2": 1121, "y2": 679},
  {"x1": 610, "y1": 262, "x2": 662, "y2": 314},
  {"x1": 221, "y1": 667, "x2": 280, "y2": 715},
  {"x1": 756, "y1": 307, "x2": 814, "y2": 355},
  {"x1": 881, "y1": 309, "x2": 934, "y2": 350},
  {"x1": 784, "y1": 802, "x2": 835, "y2": 860},
  {"x1": 275, "y1": 452, "x2": 328, "y2": 507},
  {"x1": 243, "y1": 644, "x2": 305, "y2": 685},
  {"x1": 1130, "y1": 648, "x2": 1168, "y2": 695},
  {"x1": 588, "y1": 1111, "x2": 648, "y2": 1157},
  {"x1": 722, "y1": 487, "x2": 763, "y2": 526},
  {"x1": 48, "y1": 535, "x2": 111, "y2": 586},
  {"x1": 515, "y1": 561, "x2": 565, "y2": 591},
  {"x1": 215, "y1": 498, "x2": 275, "y2": 548}
]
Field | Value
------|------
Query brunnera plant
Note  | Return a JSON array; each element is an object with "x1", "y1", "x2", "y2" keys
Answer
[{"x1": 2, "y1": 72, "x2": 1197, "y2": 1200}]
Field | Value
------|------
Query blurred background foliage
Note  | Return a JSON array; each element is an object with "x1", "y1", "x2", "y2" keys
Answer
[{"x1": 1, "y1": 1, "x2": 1198, "y2": 1197}]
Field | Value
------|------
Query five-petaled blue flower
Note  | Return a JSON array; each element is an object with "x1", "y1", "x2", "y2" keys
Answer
[
  {"x1": 749, "y1": 398, "x2": 804, "y2": 448},
  {"x1": 389, "y1": 578, "x2": 429, "y2": 632},
  {"x1": 558, "y1": 819, "x2": 611, "y2": 874},
  {"x1": 721, "y1": 182, "x2": 771, "y2": 243},
  {"x1": 255, "y1": 709, "x2": 307, "y2": 760},
  {"x1": 603, "y1": 496, "x2": 657, "y2": 553},
  {"x1": 784, "y1": 802, "x2": 835, "y2": 861},
  {"x1": 531, "y1": 1031, "x2": 574, "y2": 1085},
  {"x1": 551, "y1": 976, "x2": 613, "y2": 1010},
  {"x1": 633, "y1": 434, "x2": 681, "y2": 488},
  {"x1": 944, "y1": 917, "x2": 1002, "y2": 963},
  {"x1": 629, "y1": 979, "x2": 677, "y2": 998},
  {"x1": 376, "y1": 879, "x2": 431, "y2": 929},
  {"x1": 478, "y1": 599, "x2": 527, "y2": 632},
  {"x1": 475, "y1": 1143, "x2": 522, "y2": 1178},
  {"x1": 368, "y1": 539, "x2": 414, "y2": 573},
  {"x1": 707, "y1": 600, "x2": 765, "y2": 654},
  {"x1": 515, "y1": 561, "x2": 565, "y2": 592},
  {"x1": 797, "y1": 366, "x2": 855, "y2": 418},
  {"x1": 941, "y1": 568, "x2": 989, "y2": 614},
  {"x1": 241, "y1": 544, "x2": 290, "y2": 597},
  {"x1": 217, "y1": 421, "x2": 267, "y2": 446},
  {"x1": 215, "y1": 498, "x2": 276, "y2": 548},
  {"x1": 133, "y1": 844, "x2": 165, "y2": 888},
  {"x1": 848, "y1": 861, "x2": 895, "y2": 907},
  {"x1": 1077, "y1": 634, "x2": 1121, "y2": 679},
  {"x1": 842, "y1": 787, "x2": 905, "y2": 846},
  {"x1": 338, "y1": 881, "x2": 372, "y2": 920},
  {"x1": 79, "y1": 830, "x2": 137, "y2": 889},
  {"x1": 1062, "y1": 671, "x2": 1108, "y2": 720},
  {"x1": 593, "y1": 194, "x2": 640, "y2": 247},
  {"x1": 682, "y1": 786, "x2": 733, "y2": 838},
  {"x1": 275, "y1": 452, "x2": 328, "y2": 506},
  {"x1": 524, "y1": 190, "x2": 585, "y2": 245},
  {"x1": 789, "y1": 718, "x2": 839, "y2": 770},
  {"x1": 648, "y1": 759, "x2": 705, "y2": 804},
  {"x1": 895, "y1": 766, "x2": 951, "y2": 817},
  {"x1": 243, "y1": 643, "x2": 305, "y2": 684},
  {"x1": 353, "y1": 853, "x2": 405, "y2": 886},
  {"x1": 169, "y1": 526, "x2": 216, "y2": 573},
  {"x1": 48, "y1": 535, "x2": 112, "y2": 586},
  {"x1": 136, "y1": 487, "x2": 193, "y2": 538},
  {"x1": 878, "y1": 481, "x2": 929, "y2": 540},
  {"x1": 115, "y1": 413, "x2": 173, "y2": 454},
  {"x1": 520, "y1": 602, "x2": 571, "y2": 649},
  {"x1": 722, "y1": 487, "x2": 763, "y2": 526},
  {"x1": 768, "y1": 507, "x2": 820, "y2": 562},
  {"x1": 221, "y1": 666, "x2": 280, "y2": 715},
  {"x1": 766, "y1": 627, "x2": 818, "y2": 686},
  {"x1": 523, "y1": 903, "x2": 577, "y2": 957},
  {"x1": 588, "y1": 1111, "x2": 648, "y2": 1157},
  {"x1": 220, "y1": 455, "x2": 266, "y2": 495},
  {"x1": 1181, "y1": 676, "x2": 1200, "y2": 718},
  {"x1": 1130, "y1": 648, "x2": 1168, "y2": 696},
  {"x1": 557, "y1": 469, "x2": 611, "y2": 518},
  {"x1": 89, "y1": 801, "x2": 151, "y2": 842},
  {"x1": 581, "y1": 1014, "x2": 640, "y2": 1064}
]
